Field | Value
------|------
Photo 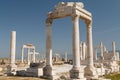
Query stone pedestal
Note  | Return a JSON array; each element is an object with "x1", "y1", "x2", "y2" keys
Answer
[
  {"x1": 7, "y1": 64, "x2": 17, "y2": 75},
  {"x1": 26, "y1": 68, "x2": 42, "y2": 77},
  {"x1": 84, "y1": 65, "x2": 97, "y2": 78},
  {"x1": 109, "y1": 61, "x2": 119, "y2": 73},
  {"x1": 70, "y1": 66, "x2": 86, "y2": 80},
  {"x1": 43, "y1": 65, "x2": 53, "y2": 79}
]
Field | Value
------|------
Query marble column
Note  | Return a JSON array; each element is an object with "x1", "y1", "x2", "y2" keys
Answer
[
  {"x1": 72, "y1": 15, "x2": 80, "y2": 67},
  {"x1": 103, "y1": 46, "x2": 106, "y2": 53},
  {"x1": 100, "y1": 42, "x2": 104, "y2": 61},
  {"x1": 84, "y1": 21, "x2": 97, "y2": 77},
  {"x1": 112, "y1": 41, "x2": 116, "y2": 60},
  {"x1": 94, "y1": 48, "x2": 97, "y2": 60},
  {"x1": 43, "y1": 18, "x2": 53, "y2": 79},
  {"x1": 70, "y1": 15, "x2": 82, "y2": 79},
  {"x1": 85, "y1": 46, "x2": 88, "y2": 60},
  {"x1": 65, "y1": 52, "x2": 67, "y2": 62},
  {"x1": 27, "y1": 48, "x2": 30, "y2": 64},
  {"x1": 80, "y1": 43, "x2": 83, "y2": 60},
  {"x1": 7, "y1": 31, "x2": 17, "y2": 75},
  {"x1": 21, "y1": 47, "x2": 24, "y2": 63},
  {"x1": 33, "y1": 48, "x2": 35, "y2": 63},
  {"x1": 10, "y1": 31, "x2": 16, "y2": 66},
  {"x1": 82, "y1": 42, "x2": 86, "y2": 60},
  {"x1": 103, "y1": 46, "x2": 106, "y2": 58},
  {"x1": 86, "y1": 22, "x2": 93, "y2": 66}
]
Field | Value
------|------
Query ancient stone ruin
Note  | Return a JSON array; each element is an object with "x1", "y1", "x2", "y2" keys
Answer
[{"x1": 4, "y1": 2, "x2": 120, "y2": 80}]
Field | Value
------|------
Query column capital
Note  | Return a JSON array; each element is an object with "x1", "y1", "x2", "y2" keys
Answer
[
  {"x1": 46, "y1": 18, "x2": 53, "y2": 26},
  {"x1": 85, "y1": 20, "x2": 92, "y2": 27},
  {"x1": 71, "y1": 14, "x2": 79, "y2": 21}
]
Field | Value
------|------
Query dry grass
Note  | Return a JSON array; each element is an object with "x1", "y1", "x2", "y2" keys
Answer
[{"x1": 104, "y1": 72, "x2": 120, "y2": 80}]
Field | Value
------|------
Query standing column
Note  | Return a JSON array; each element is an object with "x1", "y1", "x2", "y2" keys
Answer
[
  {"x1": 112, "y1": 41, "x2": 116, "y2": 60},
  {"x1": 85, "y1": 45, "x2": 88, "y2": 60},
  {"x1": 7, "y1": 31, "x2": 17, "y2": 74},
  {"x1": 103, "y1": 46, "x2": 106, "y2": 59},
  {"x1": 103, "y1": 46, "x2": 106, "y2": 53},
  {"x1": 64, "y1": 52, "x2": 67, "y2": 62},
  {"x1": 100, "y1": 42, "x2": 104, "y2": 61},
  {"x1": 33, "y1": 48, "x2": 35, "y2": 63},
  {"x1": 94, "y1": 48, "x2": 97, "y2": 60},
  {"x1": 82, "y1": 42, "x2": 86, "y2": 60},
  {"x1": 21, "y1": 47, "x2": 24, "y2": 63},
  {"x1": 86, "y1": 22, "x2": 93, "y2": 66},
  {"x1": 10, "y1": 31, "x2": 16, "y2": 65},
  {"x1": 84, "y1": 21, "x2": 97, "y2": 77},
  {"x1": 70, "y1": 15, "x2": 81, "y2": 79},
  {"x1": 27, "y1": 48, "x2": 30, "y2": 64},
  {"x1": 80, "y1": 42, "x2": 83, "y2": 60},
  {"x1": 72, "y1": 15, "x2": 80, "y2": 67},
  {"x1": 43, "y1": 18, "x2": 53, "y2": 78}
]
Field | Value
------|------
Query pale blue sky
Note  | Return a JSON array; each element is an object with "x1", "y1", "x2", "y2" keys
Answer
[{"x1": 0, "y1": 0, "x2": 120, "y2": 58}]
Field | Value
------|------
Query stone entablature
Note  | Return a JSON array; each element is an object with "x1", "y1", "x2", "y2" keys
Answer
[{"x1": 48, "y1": 2, "x2": 92, "y2": 22}]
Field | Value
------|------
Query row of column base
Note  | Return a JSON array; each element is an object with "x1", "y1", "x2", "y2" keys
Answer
[{"x1": 43, "y1": 65, "x2": 98, "y2": 80}]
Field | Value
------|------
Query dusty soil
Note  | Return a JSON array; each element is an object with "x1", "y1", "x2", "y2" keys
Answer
[{"x1": 0, "y1": 76, "x2": 46, "y2": 80}]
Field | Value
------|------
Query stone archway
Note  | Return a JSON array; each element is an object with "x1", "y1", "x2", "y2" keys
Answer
[{"x1": 43, "y1": 2, "x2": 97, "y2": 79}]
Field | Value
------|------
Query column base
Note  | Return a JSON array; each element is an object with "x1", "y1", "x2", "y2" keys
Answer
[
  {"x1": 7, "y1": 64, "x2": 17, "y2": 76},
  {"x1": 43, "y1": 65, "x2": 53, "y2": 79},
  {"x1": 109, "y1": 60, "x2": 119, "y2": 73},
  {"x1": 70, "y1": 66, "x2": 86, "y2": 80},
  {"x1": 84, "y1": 65, "x2": 98, "y2": 78}
]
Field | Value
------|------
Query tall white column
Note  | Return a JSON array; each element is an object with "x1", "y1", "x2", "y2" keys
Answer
[
  {"x1": 43, "y1": 18, "x2": 53, "y2": 78},
  {"x1": 72, "y1": 15, "x2": 80, "y2": 67},
  {"x1": 85, "y1": 45, "x2": 88, "y2": 60},
  {"x1": 94, "y1": 48, "x2": 97, "y2": 60},
  {"x1": 82, "y1": 42, "x2": 86, "y2": 60},
  {"x1": 80, "y1": 42, "x2": 83, "y2": 60},
  {"x1": 8, "y1": 31, "x2": 17, "y2": 74},
  {"x1": 33, "y1": 48, "x2": 35, "y2": 63},
  {"x1": 65, "y1": 52, "x2": 67, "y2": 62},
  {"x1": 112, "y1": 41, "x2": 116, "y2": 55},
  {"x1": 112, "y1": 41, "x2": 116, "y2": 60},
  {"x1": 103, "y1": 46, "x2": 106, "y2": 53},
  {"x1": 100, "y1": 42, "x2": 104, "y2": 61},
  {"x1": 10, "y1": 31, "x2": 16, "y2": 65},
  {"x1": 21, "y1": 47, "x2": 24, "y2": 63},
  {"x1": 84, "y1": 21, "x2": 97, "y2": 78},
  {"x1": 46, "y1": 25, "x2": 52, "y2": 66},
  {"x1": 86, "y1": 23, "x2": 93, "y2": 66},
  {"x1": 27, "y1": 48, "x2": 30, "y2": 64},
  {"x1": 70, "y1": 15, "x2": 83, "y2": 79}
]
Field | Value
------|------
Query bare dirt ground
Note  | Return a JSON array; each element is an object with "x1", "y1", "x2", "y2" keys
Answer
[{"x1": 0, "y1": 76, "x2": 46, "y2": 80}]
